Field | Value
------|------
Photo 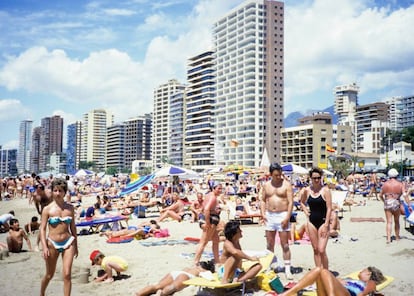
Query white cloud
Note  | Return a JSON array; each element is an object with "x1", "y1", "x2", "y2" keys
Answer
[
  {"x1": 0, "y1": 1, "x2": 239, "y2": 125},
  {"x1": 0, "y1": 99, "x2": 30, "y2": 121},
  {"x1": 285, "y1": 0, "x2": 414, "y2": 110},
  {"x1": 103, "y1": 8, "x2": 136, "y2": 16}
]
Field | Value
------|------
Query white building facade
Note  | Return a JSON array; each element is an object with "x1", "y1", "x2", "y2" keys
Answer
[{"x1": 213, "y1": 0, "x2": 284, "y2": 167}]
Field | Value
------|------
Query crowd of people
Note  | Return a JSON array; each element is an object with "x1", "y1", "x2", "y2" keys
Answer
[{"x1": 0, "y1": 164, "x2": 413, "y2": 295}]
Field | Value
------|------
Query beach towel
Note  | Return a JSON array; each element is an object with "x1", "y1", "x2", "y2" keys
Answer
[
  {"x1": 350, "y1": 217, "x2": 385, "y2": 222},
  {"x1": 139, "y1": 239, "x2": 195, "y2": 247},
  {"x1": 106, "y1": 236, "x2": 134, "y2": 244}
]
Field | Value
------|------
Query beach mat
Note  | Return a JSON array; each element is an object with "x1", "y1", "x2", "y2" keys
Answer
[
  {"x1": 139, "y1": 239, "x2": 196, "y2": 247},
  {"x1": 350, "y1": 217, "x2": 385, "y2": 222}
]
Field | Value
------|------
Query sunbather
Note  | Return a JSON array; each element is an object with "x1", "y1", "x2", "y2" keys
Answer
[
  {"x1": 157, "y1": 193, "x2": 186, "y2": 222},
  {"x1": 135, "y1": 260, "x2": 215, "y2": 296},
  {"x1": 280, "y1": 266, "x2": 385, "y2": 296},
  {"x1": 101, "y1": 220, "x2": 160, "y2": 239}
]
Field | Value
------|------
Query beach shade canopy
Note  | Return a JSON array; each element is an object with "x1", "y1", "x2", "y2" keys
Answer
[
  {"x1": 119, "y1": 174, "x2": 155, "y2": 196},
  {"x1": 323, "y1": 169, "x2": 335, "y2": 176},
  {"x1": 282, "y1": 163, "x2": 309, "y2": 175},
  {"x1": 154, "y1": 165, "x2": 201, "y2": 179},
  {"x1": 74, "y1": 169, "x2": 95, "y2": 177},
  {"x1": 223, "y1": 164, "x2": 247, "y2": 174}
]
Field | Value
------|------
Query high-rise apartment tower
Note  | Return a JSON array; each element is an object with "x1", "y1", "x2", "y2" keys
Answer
[{"x1": 213, "y1": 0, "x2": 284, "y2": 167}]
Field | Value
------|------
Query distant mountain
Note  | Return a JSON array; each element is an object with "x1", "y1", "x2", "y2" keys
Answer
[{"x1": 284, "y1": 105, "x2": 338, "y2": 128}]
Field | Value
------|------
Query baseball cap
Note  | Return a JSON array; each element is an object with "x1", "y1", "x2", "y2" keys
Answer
[
  {"x1": 90, "y1": 250, "x2": 101, "y2": 265},
  {"x1": 387, "y1": 168, "x2": 399, "y2": 178}
]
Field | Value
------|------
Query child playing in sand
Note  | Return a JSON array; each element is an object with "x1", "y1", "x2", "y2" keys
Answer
[
  {"x1": 7, "y1": 218, "x2": 33, "y2": 252},
  {"x1": 90, "y1": 250, "x2": 128, "y2": 283}
]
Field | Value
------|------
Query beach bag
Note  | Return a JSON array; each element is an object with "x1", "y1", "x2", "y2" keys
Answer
[{"x1": 257, "y1": 270, "x2": 283, "y2": 293}]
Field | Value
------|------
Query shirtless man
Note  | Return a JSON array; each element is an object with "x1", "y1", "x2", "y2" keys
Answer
[
  {"x1": 260, "y1": 163, "x2": 294, "y2": 279},
  {"x1": 7, "y1": 218, "x2": 33, "y2": 252},
  {"x1": 368, "y1": 173, "x2": 379, "y2": 200},
  {"x1": 218, "y1": 220, "x2": 261, "y2": 283},
  {"x1": 193, "y1": 182, "x2": 222, "y2": 264},
  {"x1": 346, "y1": 172, "x2": 356, "y2": 199},
  {"x1": 33, "y1": 184, "x2": 51, "y2": 215},
  {"x1": 190, "y1": 192, "x2": 204, "y2": 223}
]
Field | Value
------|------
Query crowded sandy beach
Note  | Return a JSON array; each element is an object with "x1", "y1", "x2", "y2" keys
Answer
[{"x1": 0, "y1": 170, "x2": 413, "y2": 296}]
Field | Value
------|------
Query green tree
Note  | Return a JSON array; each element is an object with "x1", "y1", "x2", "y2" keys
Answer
[
  {"x1": 78, "y1": 161, "x2": 96, "y2": 170},
  {"x1": 106, "y1": 166, "x2": 118, "y2": 175},
  {"x1": 328, "y1": 157, "x2": 351, "y2": 179}
]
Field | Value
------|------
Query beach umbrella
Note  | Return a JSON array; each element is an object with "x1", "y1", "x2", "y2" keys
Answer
[
  {"x1": 119, "y1": 174, "x2": 155, "y2": 196},
  {"x1": 74, "y1": 169, "x2": 95, "y2": 177},
  {"x1": 323, "y1": 169, "x2": 335, "y2": 176},
  {"x1": 223, "y1": 164, "x2": 246, "y2": 174},
  {"x1": 282, "y1": 163, "x2": 309, "y2": 175},
  {"x1": 154, "y1": 165, "x2": 201, "y2": 179}
]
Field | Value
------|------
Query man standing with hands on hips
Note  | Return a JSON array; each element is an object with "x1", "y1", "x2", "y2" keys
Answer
[{"x1": 260, "y1": 163, "x2": 294, "y2": 280}]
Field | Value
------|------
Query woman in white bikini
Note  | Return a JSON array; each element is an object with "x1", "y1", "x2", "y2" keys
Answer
[
  {"x1": 40, "y1": 178, "x2": 78, "y2": 296},
  {"x1": 135, "y1": 260, "x2": 215, "y2": 296}
]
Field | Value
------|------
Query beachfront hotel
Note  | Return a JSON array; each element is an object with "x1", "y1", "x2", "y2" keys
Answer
[
  {"x1": 17, "y1": 119, "x2": 32, "y2": 174},
  {"x1": 81, "y1": 109, "x2": 114, "y2": 172},
  {"x1": 184, "y1": 50, "x2": 216, "y2": 171},
  {"x1": 30, "y1": 115, "x2": 63, "y2": 173},
  {"x1": 213, "y1": 0, "x2": 284, "y2": 167},
  {"x1": 152, "y1": 79, "x2": 186, "y2": 169}
]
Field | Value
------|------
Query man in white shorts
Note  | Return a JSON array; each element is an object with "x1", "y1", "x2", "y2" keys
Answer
[{"x1": 260, "y1": 163, "x2": 294, "y2": 279}]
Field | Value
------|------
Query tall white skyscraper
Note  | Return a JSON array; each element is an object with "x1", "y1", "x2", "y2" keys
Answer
[
  {"x1": 152, "y1": 79, "x2": 186, "y2": 169},
  {"x1": 213, "y1": 0, "x2": 284, "y2": 167},
  {"x1": 81, "y1": 109, "x2": 114, "y2": 171},
  {"x1": 17, "y1": 120, "x2": 32, "y2": 174}
]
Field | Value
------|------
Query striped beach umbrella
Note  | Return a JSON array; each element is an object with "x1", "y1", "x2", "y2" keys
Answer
[{"x1": 119, "y1": 174, "x2": 155, "y2": 196}]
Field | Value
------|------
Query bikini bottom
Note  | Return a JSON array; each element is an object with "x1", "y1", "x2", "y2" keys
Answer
[{"x1": 47, "y1": 236, "x2": 75, "y2": 253}]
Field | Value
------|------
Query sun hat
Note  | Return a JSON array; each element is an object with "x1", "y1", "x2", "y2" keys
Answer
[
  {"x1": 90, "y1": 250, "x2": 101, "y2": 265},
  {"x1": 387, "y1": 168, "x2": 399, "y2": 178}
]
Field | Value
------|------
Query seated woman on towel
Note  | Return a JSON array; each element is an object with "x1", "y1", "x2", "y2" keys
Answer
[
  {"x1": 135, "y1": 260, "x2": 215, "y2": 296},
  {"x1": 280, "y1": 266, "x2": 385, "y2": 296}
]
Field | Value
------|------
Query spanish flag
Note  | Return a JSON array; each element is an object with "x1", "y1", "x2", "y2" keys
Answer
[{"x1": 326, "y1": 144, "x2": 336, "y2": 153}]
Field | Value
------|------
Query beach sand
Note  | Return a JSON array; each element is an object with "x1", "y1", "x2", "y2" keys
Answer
[{"x1": 0, "y1": 194, "x2": 413, "y2": 295}]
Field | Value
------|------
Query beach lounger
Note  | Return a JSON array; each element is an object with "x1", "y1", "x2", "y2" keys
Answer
[
  {"x1": 76, "y1": 215, "x2": 129, "y2": 234},
  {"x1": 183, "y1": 252, "x2": 274, "y2": 296},
  {"x1": 402, "y1": 202, "x2": 414, "y2": 230}
]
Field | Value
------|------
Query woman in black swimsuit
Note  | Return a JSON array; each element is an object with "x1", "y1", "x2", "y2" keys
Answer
[{"x1": 300, "y1": 167, "x2": 332, "y2": 269}]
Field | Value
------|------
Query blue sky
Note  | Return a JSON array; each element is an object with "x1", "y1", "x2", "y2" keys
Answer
[{"x1": 1, "y1": 0, "x2": 413, "y2": 149}]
